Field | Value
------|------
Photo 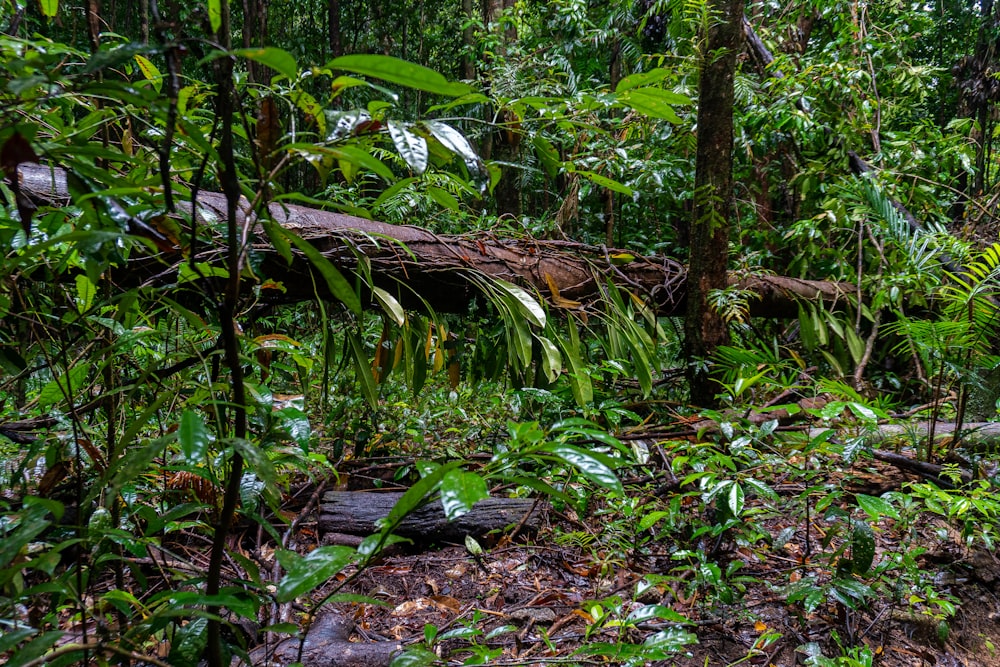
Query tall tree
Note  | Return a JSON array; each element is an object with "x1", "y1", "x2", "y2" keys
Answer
[{"x1": 684, "y1": 0, "x2": 742, "y2": 407}]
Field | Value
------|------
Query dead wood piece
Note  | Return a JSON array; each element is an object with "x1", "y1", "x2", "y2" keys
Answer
[
  {"x1": 871, "y1": 449, "x2": 972, "y2": 487},
  {"x1": 242, "y1": 613, "x2": 401, "y2": 667},
  {"x1": 318, "y1": 491, "x2": 543, "y2": 542}
]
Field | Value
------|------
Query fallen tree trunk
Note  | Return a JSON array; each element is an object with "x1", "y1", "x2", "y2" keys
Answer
[
  {"x1": 318, "y1": 491, "x2": 543, "y2": 542},
  {"x1": 16, "y1": 163, "x2": 852, "y2": 317}
]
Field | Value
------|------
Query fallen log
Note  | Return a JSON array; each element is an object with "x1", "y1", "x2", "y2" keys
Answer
[
  {"x1": 239, "y1": 612, "x2": 401, "y2": 667},
  {"x1": 16, "y1": 163, "x2": 852, "y2": 317},
  {"x1": 318, "y1": 491, "x2": 543, "y2": 542}
]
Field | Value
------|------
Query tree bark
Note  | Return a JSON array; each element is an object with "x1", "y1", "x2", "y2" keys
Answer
[{"x1": 684, "y1": 0, "x2": 742, "y2": 407}]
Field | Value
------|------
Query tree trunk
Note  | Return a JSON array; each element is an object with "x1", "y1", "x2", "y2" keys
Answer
[
  {"x1": 684, "y1": 0, "x2": 742, "y2": 407},
  {"x1": 328, "y1": 0, "x2": 342, "y2": 58},
  {"x1": 243, "y1": 0, "x2": 269, "y2": 84},
  {"x1": 15, "y1": 163, "x2": 852, "y2": 319},
  {"x1": 461, "y1": 0, "x2": 475, "y2": 79}
]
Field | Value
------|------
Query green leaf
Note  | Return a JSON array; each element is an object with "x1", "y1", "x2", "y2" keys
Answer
[
  {"x1": 574, "y1": 170, "x2": 633, "y2": 196},
  {"x1": 535, "y1": 334, "x2": 562, "y2": 383},
  {"x1": 426, "y1": 120, "x2": 484, "y2": 178},
  {"x1": 372, "y1": 286, "x2": 406, "y2": 326},
  {"x1": 328, "y1": 145, "x2": 395, "y2": 182},
  {"x1": 206, "y1": 0, "x2": 221, "y2": 32},
  {"x1": 229, "y1": 437, "x2": 277, "y2": 488},
  {"x1": 5, "y1": 631, "x2": 63, "y2": 667},
  {"x1": 38, "y1": 362, "x2": 90, "y2": 409},
  {"x1": 426, "y1": 185, "x2": 459, "y2": 211},
  {"x1": 179, "y1": 410, "x2": 211, "y2": 463},
  {"x1": 844, "y1": 326, "x2": 865, "y2": 365},
  {"x1": 727, "y1": 482, "x2": 745, "y2": 517},
  {"x1": 440, "y1": 470, "x2": 488, "y2": 520},
  {"x1": 615, "y1": 68, "x2": 672, "y2": 92},
  {"x1": 273, "y1": 407, "x2": 311, "y2": 449},
  {"x1": 542, "y1": 443, "x2": 622, "y2": 494},
  {"x1": 276, "y1": 227, "x2": 361, "y2": 315},
  {"x1": 494, "y1": 279, "x2": 546, "y2": 327},
  {"x1": 389, "y1": 647, "x2": 440, "y2": 667},
  {"x1": 532, "y1": 135, "x2": 561, "y2": 178},
  {"x1": 856, "y1": 494, "x2": 899, "y2": 521},
  {"x1": 562, "y1": 316, "x2": 593, "y2": 407},
  {"x1": 388, "y1": 121, "x2": 428, "y2": 174},
  {"x1": 168, "y1": 617, "x2": 208, "y2": 667},
  {"x1": 0, "y1": 500, "x2": 56, "y2": 568},
  {"x1": 133, "y1": 54, "x2": 162, "y2": 93},
  {"x1": 384, "y1": 460, "x2": 463, "y2": 529},
  {"x1": 178, "y1": 262, "x2": 230, "y2": 283},
  {"x1": 75, "y1": 274, "x2": 96, "y2": 314},
  {"x1": 39, "y1": 0, "x2": 58, "y2": 18},
  {"x1": 276, "y1": 546, "x2": 355, "y2": 602},
  {"x1": 325, "y1": 54, "x2": 474, "y2": 97},
  {"x1": 347, "y1": 329, "x2": 379, "y2": 410},
  {"x1": 618, "y1": 88, "x2": 687, "y2": 122},
  {"x1": 234, "y1": 47, "x2": 298, "y2": 81}
]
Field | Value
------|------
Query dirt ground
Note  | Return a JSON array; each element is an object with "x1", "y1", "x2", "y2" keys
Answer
[{"x1": 273, "y1": 455, "x2": 1000, "y2": 667}]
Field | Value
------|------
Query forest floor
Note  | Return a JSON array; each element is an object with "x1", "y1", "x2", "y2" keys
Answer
[{"x1": 263, "y1": 444, "x2": 1000, "y2": 667}]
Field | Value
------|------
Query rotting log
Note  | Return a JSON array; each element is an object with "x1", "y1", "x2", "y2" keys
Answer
[
  {"x1": 318, "y1": 491, "x2": 543, "y2": 542},
  {"x1": 238, "y1": 612, "x2": 401, "y2": 667},
  {"x1": 16, "y1": 163, "x2": 852, "y2": 317}
]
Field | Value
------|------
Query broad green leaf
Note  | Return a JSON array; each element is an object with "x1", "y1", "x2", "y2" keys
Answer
[
  {"x1": 562, "y1": 316, "x2": 593, "y2": 406},
  {"x1": 542, "y1": 443, "x2": 622, "y2": 494},
  {"x1": 574, "y1": 170, "x2": 633, "y2": 196},
  {"x1": 292, "y1": 90, "x2": 326, "y2": 136},
  {"x1": 426, "y1": 120, "x2": 484, "y2": 177},
  {"x1": 168, "y1": 617, "x2": 207, "y2": 667},
  {"x1": 328, "y1": 145, "x2": 395, "y2": 182},
  {"x1": 276, "y1": 227, "x2": 361, "y2": 315},
  {"x1": 426, "y1": 185, "x2": 459, "y2": 211},
  {"x1": 440, "y1": 469, "x2": 488, "y2": 520},
  {"x1": 727, "y1": 482, "x2": 745, "y2": 517},
  {"x1": 276, "y1": 546, "x2": 355, "y2": 602},
  {"x1": 372, "y1": 286, "x2": 406, "y2": 326},
  {"x1": 535, "y1": 334, "x2": 562, "y2": 383},
  {"x1": 5, "y1": 631, "x2": 63, "y2": 667},
  {"x1": 234, "y1": 47, "x2": 298, "y2": 81},
  {"x1": 133, "y1": 54, "x2": 162, "y2": 93},
  {"x1": 494, "y1": 279, "x2": 545, "y2": 327},
  {"x1": 0, "y1": 500, "x2": 56, "y2": 568},
  {"x1": 75, "y1": 274, "x2": 96, "y2": 314},
  {"x1": 388, "y1": 121, "x2": 428, "y2": 174},
  {"x1": 390, "y1": 647, "x2": 440, "y2": 667},
  {"x1": 619, "y1": 87, "x2": 688, "y2": 122},
  {"x1": 615, "y1": 68, "x2": 672, "y2": 92},
  {"x1": 844, "y1": 326, "x2": 865, "y2": 365},
  {"x1": 347, "y1": 329, "x2": 379, "y2": 409},
  {"x1": 625, "y1": 604, "x2": 688, "y2": 624},
  {"x1": 39, "y1": 0, "x2": 58, "y2": 18},
  {"x1": 229, "y1": 437, "x2": 277, "y2": 488},
  {"x1": 38, "y1": 362, "x2": 90, "y2": 409},
  {"x1": 179, "y1": 409, "x2": 210, "y2": 463},
  {"x1": 178, "y1": 262, "x2": 230, "y2": 283},
  {"x1": 207, "y1": 0, "x2": 221, "y2": 33},
  {"x1": 273, "y1": 407, "x2": 311, "y2": 449},
  {"x1": 856, "y1": 494, "x2": 899, "y2": 521},
  {"x1": 325, "y1": 54, "x2": 473, "y2": 97},
  {"x1": 532, "y1": 135, "x2": 561, "y2": 178}
]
